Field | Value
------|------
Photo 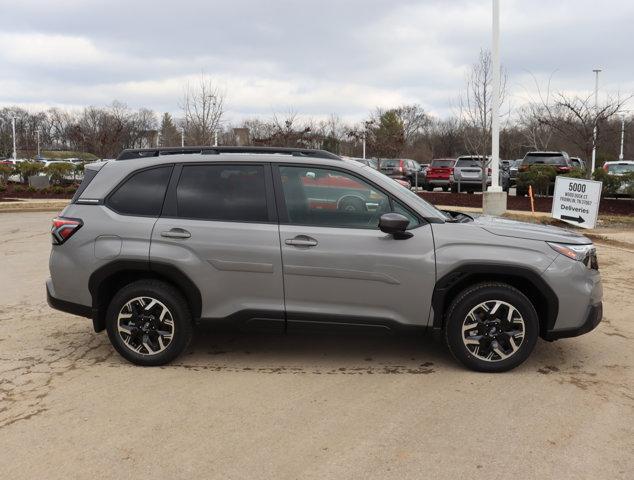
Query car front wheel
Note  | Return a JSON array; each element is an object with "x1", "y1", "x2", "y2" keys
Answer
[
  {"x1": 106, "y1": 280, "x2": 193, "y2": 366},
  {"x1": 444, "y1": 283, "x2": 539, "y2": 372}
]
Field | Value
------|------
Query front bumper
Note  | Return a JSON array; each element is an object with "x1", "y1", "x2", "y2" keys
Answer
[
  {"x1": 543, "y1": 302, "x2": 603, "y2": 340},
  {"x1": 541, "y1": 254, "x2": 603, "y2": 340}
]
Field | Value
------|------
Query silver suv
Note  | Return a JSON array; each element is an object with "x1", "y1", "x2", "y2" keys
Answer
[
  {"x1": 450, "y1": 155, "x2": 510, "y2": 193},
  {"x1": 47, "y1": 147, "x2": 603, "y2": 372}
]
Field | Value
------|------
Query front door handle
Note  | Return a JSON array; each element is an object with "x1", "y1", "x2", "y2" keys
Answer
[
  {"x1": 285, "y1": 235, "x2": 318, "y2": 247},
  {"x1": 161, "y1": 228, "x2": 191, "y2": 239}
]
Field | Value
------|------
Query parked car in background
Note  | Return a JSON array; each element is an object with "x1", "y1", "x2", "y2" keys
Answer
[
  {"x1": 569, "y1": 157, "x2": 586, "y2": 172},
  {"x1": 518, "y1": 151, "x2": 573, "y2": 174},
  {"x1": 501, "y1": 159, "x2": 522, "y2": 185},
  {"x1": 423, "y1": 158, "x2": 456, "y2": 191},
  {"x1": 347, "y1": 157, "x2": 378, "y2": 169},
  {"x1": 450, "y1": 156, "x2": 510, "y2": 193},
  {"x1": 603, "y1": 160, "x2": 634, "y2": 196},
  {"x1": 516, "y1": 151, "x2": 574, "y2": 196},
  {"x1": 378, "y1": 158, "x2": 421, "y2": 188}
]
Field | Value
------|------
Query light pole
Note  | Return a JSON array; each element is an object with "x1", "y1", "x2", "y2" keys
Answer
[
  {"x1": 483, "y1": 0, "x2": 506, "y2": 215},
  {"x1": 157, "y1": 131, "x2": 161, "y2": 148},
  {"x1": 36, "y1": 128, "x2": 41, "y2": 158},
  {"x1": 11, "y1": 116, "x2": 17, "y2": 161},
  {"x1": 619, "y1": 114, "x2": 626, "y2": 160},
  {"x1": 591, "y1": 69, "x2": 601, "y2": 172},
  {"x1": 181, "y1": 127, "x2": 185, "y2": 147},
  {"x1": 489, "y1": 0, "x2": 501, "y2": 192},
  {"x1": 362, "y1": 132, "x2": 366, "y2": 159},
  {"x1": 214, "y1": 130, "x2": 218, "y2": 147}
]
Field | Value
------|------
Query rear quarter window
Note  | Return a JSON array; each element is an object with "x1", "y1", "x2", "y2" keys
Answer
[{"x1": 106, "y1": 166, "x2": 172, "y2": 216}]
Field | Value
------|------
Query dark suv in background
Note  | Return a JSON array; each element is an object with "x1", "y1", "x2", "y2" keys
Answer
[
  {"x1": 517, "y1": 151, "x2": 574, "y2": 196},
  {"x1": 379, "y1": 158, "x2": 421, "y2": 188}
]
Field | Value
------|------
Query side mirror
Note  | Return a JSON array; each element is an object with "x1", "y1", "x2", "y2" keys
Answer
[{"x1": 379, "y1": 213, "x2": 413, "y2": 240}]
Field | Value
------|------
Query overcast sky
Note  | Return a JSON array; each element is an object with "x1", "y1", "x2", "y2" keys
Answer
[{"x1": 0, "y1": 0, "x2": 632, "y2": 123}]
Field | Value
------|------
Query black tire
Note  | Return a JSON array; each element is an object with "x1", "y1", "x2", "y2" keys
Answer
[
  {"x1": 442, "y1": 186, "x2": 449, "y2": 192},
  {"x1": 106, "y1": 280, "x2": 193, "y2": 366},
  {"x1": 444, "y1": 282, "x2": 539, "y2": 373},
  {"x1": 450, "y1": 184, "x2": 458, "y2": 193},
  {"x1": 424, "y1": 185, "x2": 434, "y2": 192},
  {"x1": 516, "y1": 187, "x2": 527, "y2": 197}
]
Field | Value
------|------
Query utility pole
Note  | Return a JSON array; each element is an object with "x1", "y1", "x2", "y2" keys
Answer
[
  {"x1": 36, "y1": 128, "x2": 41, "y2": 157},
  {"x1": 482, "y1": 0, "x2": 506, "y2": 215},
  {"x1": 619, "y1": 114, "x2": 626, "y2": 160},
  {"x1": 11, "y1": 116, "x2": 17, "y2": 161},
  {"x1": 181, "y1": 127, "x2": 185, "y2": 147},
  {"x1": 489, "y1": 0, "x2": 501, "y2": 192},
  {"x1": 214, "y1": 130, "x2": 218, "y2": 147},
  {"x1": 157, "y1": 131, "x2": 161, "y2": 148},
  {"x1": 362, "y1": 131, "x2": 366, "y2": 159},
  {"x1": 591, "y1": 69, "x2": 601, "y2": 172}
]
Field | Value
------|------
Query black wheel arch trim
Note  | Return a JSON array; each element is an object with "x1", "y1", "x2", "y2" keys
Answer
[
  {"x1": 431, "y1": 263, "x2": 559, "y2": 337},
  {"x1": 88, "y1": 260, "x2": 203, "y2": 332}
]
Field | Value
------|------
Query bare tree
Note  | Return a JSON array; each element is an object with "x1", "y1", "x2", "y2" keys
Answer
[
  {"x1": 529, "y1": 82, "x2": 631, "y2": 177},
  {"x1": 394, "y1": 104, "x2": 432, "y2": 145},
  {"x1": 458, "y1": 49, "x2": 507, "y2": 190},
  {"x1": 181, "y1": 75, "x2": 225, "y2": 145}
]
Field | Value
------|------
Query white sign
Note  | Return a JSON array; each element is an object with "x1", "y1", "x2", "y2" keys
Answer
[{"x1": 551, "y1": 176, "x2": 602, "y2": 229}]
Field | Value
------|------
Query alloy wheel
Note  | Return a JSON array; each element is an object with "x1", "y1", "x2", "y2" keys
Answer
[
  {"x1": 462, "y1": 300, "x2": 525, "y2": 362},
  {"x1": 117, "y1": 296, "x2": 175, "y2": 356}
]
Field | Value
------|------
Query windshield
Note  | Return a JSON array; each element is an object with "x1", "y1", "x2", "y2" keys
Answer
[
  {"x1": 360, "y1": 165, "x2": 447, "y2": 220},
  {"x1": 431, "y1": 159, "x2": 455, "y2": 168},
  {"x1": 523, "y1": 153, "x2": 567, "y2": 165},
  {"x1": 607, "y1": 163, "x2": 634, "y2": 174}
]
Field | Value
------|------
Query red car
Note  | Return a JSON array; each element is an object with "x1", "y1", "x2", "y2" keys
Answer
[{"x1": 423, "y1": 158, "x2": 456, "y2": 191}]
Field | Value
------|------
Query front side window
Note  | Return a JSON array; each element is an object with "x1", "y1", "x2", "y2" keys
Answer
[
  {"x1": 278, "y1": 166, "x2": 419, "y2": 229},
  {"x1": 176, "y1": 164, "x2": 268, "y2": 222},
  {"x1": 107, "y1": 166, "x2": 172, "y2": 216}
]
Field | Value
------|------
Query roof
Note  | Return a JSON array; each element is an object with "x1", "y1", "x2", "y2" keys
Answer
[{"x1": 116, "y1": 146, "x2": 341, "y2": 161}]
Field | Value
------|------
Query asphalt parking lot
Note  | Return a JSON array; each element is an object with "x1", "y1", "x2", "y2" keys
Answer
[{"x1": 1, "y1": 211, "x2": 633, "y2": 479}]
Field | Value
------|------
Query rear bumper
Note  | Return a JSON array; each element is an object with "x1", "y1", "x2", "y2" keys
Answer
[
  {"x1": 426, "y1": 179, "x2": 450, "y2": 185},
  {"x1": 46, "y1": 278, "x2": 92, "y2": 319},
  {"x1": 543, "y1": 302, "x2": 603, "y2": 340}
]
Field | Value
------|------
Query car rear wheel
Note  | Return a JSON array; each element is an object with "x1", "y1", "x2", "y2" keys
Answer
[
  {"x1": 442, "y1": 186, "x2": 449, "y2": 192},
  {"x1": 106, "y1": 280, "x2": 193, "y2": 366},
  {"x1": 444, "y1": 283, "x2": 539, "y2": 372}
]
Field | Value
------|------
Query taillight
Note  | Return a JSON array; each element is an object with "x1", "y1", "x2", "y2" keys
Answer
[
  {"x1": 487, "y1": 168, "x2": 492, "y2": 175},
  {"x1": 51, "y1": 217, "x2": 83, "y2": 245},
  {"x1": 559, "y1": 166, "x2": 571, "y2": 172},
  {"x1": 603, "y1": 164, "x2": 609, "y2": 172},
  {"x1": 397, "y1": 160, "x2": 404, "y2": 173}
]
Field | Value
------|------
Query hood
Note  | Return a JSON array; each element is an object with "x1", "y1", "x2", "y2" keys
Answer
[{"x1": 473, "y1": 215, "x2": 591, "y2": 244}]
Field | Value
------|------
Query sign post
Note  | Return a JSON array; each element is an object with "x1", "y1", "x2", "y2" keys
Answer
[{"x1": 551, "y1": 176, "x2": 602, "y2": 229}]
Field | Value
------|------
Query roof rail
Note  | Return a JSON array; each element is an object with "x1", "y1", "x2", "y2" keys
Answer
[{"x1": 116, "y1": 146, "x2": 341, "y2": 161}]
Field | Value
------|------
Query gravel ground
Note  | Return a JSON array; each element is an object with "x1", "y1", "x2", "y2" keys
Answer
[{"x1": 1, "y1": 212, "x2": 632, "y2": 480}]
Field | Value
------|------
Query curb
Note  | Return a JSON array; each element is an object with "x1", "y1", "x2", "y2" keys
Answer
[{"x1": 0, "y1": 199, "x2": 70, "y2": 213}]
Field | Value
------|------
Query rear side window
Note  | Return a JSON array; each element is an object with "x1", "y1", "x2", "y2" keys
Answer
[
  {"x1": 176, "y1": 164, "x2": 268, "y2": 222},
  {"x1": 71, "y1": 168, "x2": 99, "y2": 203},
  {"x1": 107, "y1": 166, "x2": 172, "y2": 216}
]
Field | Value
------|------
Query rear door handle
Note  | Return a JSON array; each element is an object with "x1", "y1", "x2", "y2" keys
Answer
[
  {"x1": 161, "y1": 228, "x2": 191, "y2": 239},
  {"x1": 285, "y1": 235, "x2": 318, "y2": 247}
]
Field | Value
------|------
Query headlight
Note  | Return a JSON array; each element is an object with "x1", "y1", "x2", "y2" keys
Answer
[{"x1": 547, "y1": 242, "x2": 598, "y2": 269}]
